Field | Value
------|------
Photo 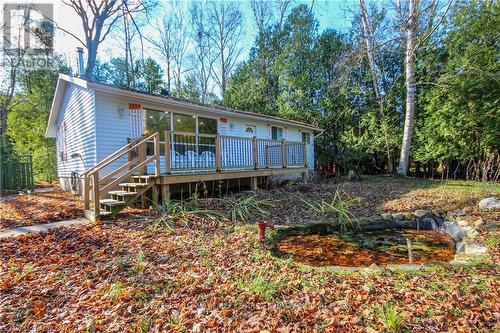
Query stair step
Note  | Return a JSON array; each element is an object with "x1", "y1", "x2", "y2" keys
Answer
[
  {"x1": 119, "y1": 182, "x2": 149, "y2": 187},
  {"x1": 99, "y1": 199, "x2": 125, "y2": 206},
  {"x1": 84, "y1": 208, "x2": 112, "y2": 221},
  {"x1": 108, "y1": 190, "x2": 137, "y2": 196}
]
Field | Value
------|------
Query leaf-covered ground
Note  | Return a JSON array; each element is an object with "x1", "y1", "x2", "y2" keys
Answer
[
  {"x1": 0, "y1": 177, "x2": 499, "y2": 332},
  {"x1": 0, "y1": 188, "x2": 83, "y2": 230}
]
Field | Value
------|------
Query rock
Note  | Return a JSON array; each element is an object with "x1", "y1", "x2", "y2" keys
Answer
[
  {"x1": 464, "y1": 244, "x2": 487, "y2": 254},
  {"x1": 474, "y1": 218, "x2": 485, "y2": 227},
  {"x1": 441, "y1": 221, "x2": 464, "y2": 242},
  {"x1": 465, "y1": 228, "x2": 479, "y2": 239},
  {"x1": 381, "y1": 213, "x2": 393, "y2": 221},
  {"x1": 478, "y1": 197, "x2": 500, "y2": 210},
  {"x1": 367, "y1": 215, "x2": 383, "y2": 223},
  {"x1": 446, "y1": 210, "x2": 467, "y2": 221},
  {"x1": 414, "y1": 209, "x2": 431, "y2": 218},
  {"x1": 403, "y1": 212, "x2": 414, "y2": 220},
  {"x1": 457, "y1": 220, "x2": 469, "y2": 227},
  {"x1": 392, "y1": 213, "x2": 404, "y2": 220},
  {"x1": 432, "y1": 208, "x2": 446, "y2": 218}
]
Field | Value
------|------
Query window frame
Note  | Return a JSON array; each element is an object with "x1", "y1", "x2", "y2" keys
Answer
[
  {"x1": 271, "y1": 126, "x2": 284, "y2": 141},
  {"x1": 301, "y1": 132, "x2": 311, "y2": 144}
]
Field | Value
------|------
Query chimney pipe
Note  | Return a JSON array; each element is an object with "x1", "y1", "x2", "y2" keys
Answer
[{"x1": 76, "y1": 47, "x2": 84, "y2": 77}]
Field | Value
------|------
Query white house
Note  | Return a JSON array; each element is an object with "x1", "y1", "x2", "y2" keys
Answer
[{"x1": 45, "y1": 74, "x2": 322, "y2": 220}]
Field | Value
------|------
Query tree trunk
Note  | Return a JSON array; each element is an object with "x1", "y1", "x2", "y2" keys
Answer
[
  {"x1": 359, "y1": 0, "x2": 393, "y2": 174},
  {"x1": 397, "y1": 0, "x2": 417, "y2": 176}
]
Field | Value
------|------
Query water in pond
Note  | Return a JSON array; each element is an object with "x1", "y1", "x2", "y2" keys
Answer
[{"x1": 277, "y1": 230, "x2": 455, "y2": 267}]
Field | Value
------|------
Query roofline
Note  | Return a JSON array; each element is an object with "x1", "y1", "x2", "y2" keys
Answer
[
  {"x1": 46, "y1": 75, "x2": 323, "y2": 138},
  {"x1": 87, "y1": 80, "x2": 323, "y2": 132}
]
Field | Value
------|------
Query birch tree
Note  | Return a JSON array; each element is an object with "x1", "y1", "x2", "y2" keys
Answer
[{"x1": 397, "y1": 0, "x2": 417, "y2": 176}]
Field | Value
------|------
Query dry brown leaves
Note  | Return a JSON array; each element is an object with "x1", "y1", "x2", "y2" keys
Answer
[{"x1": 0, "y1": 188, "x2": 83, "y2": 230}]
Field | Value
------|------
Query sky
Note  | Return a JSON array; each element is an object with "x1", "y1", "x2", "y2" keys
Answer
[{"x1": 1, "y1": 0, "x2": 358, "y2": 76}]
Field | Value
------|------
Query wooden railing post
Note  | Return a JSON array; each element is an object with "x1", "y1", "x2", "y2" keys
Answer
[
  {"x1": 303, "y1": 142, "x2": 308, "y2": 168},
  {"x1": 165, "y1": 129, "x2": 171, "y2": 174},
  {"x1": 154, "y1": 133, "x2": 160, "y2": 176},
  {"x1": 83, "y1": 175, "x2": 89, "y2": 210},
  {"x1": 215, "y1": 134, "x2": 222, "y2": 172},
  {"x1": 252, "y1": 137, "x2": 258, "y2": 170},
  {"x1": 281, "y1": 139, "x2": 287, "y2": 168},
  {"x1": 138, "y1": 134, "x2": 146, "y2": 175},
  {"x1": 92, "y1": 171, "x2": 100, "y2": 216},
  {"x1": 265, "y1": 145, "x2": 269, "y2": 168}
]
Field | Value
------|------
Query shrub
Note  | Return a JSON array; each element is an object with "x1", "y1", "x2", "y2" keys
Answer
[
  {"x1": 227, "y1": 196, "x2": 272, "y2": 222},
  {"x1": 296, "y1": 188, "x2": 358, "y2": 230}
]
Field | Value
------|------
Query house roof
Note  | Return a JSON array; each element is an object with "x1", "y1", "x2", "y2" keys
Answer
[{"x1": 46, "y1": 74, "x2": 323, "y2": 137}]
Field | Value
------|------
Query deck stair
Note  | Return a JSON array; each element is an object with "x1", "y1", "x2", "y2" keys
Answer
[{"x1": 81, "y1": 133, "x2": 161, "y2": 221}]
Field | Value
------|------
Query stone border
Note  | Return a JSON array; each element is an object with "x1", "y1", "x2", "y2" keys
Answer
[{"x1": 269, "y1": 209, "x2": 489, "y2": 271}]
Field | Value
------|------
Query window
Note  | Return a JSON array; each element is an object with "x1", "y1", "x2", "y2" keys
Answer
[
  {"x1": 174, "y1": 113, "x2": 196, "y2": 133},
  {"x1": 143, "y1": 109, "x2": 170, "y2": 156},
  {"x1": 198, "y1": 117, "x2": 217, "y2": 134},
  {"x1": 245, "y1": 125, "x2": 255, "y2": 135},
  {"x1": 302, "y1": 132, "x2": 311, "y2": 144},
  {"x1": 144, "y1": 109, "x2": 170, "y2": 141},
  {"x1": 271, "y1": 126, "x2": 284, "y2": 140},
  {"x1": 57, "y1": 122, "x2": 67, "y2": 162}
]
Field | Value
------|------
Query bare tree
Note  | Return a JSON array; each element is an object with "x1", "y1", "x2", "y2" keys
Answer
[
  {"x1": 148, "y1": 2, "x2": 189, "y2": 95},
  {"x1": 45, "y1": 0, "x2": 154, "y2": 79},
  {"x1": 189, "y1": 1, "x2": 217, "y2": 103},
  {"x1": 359, "y1": 0, "x2": 394, "y2": 173},
  {"x1": 207, "y1": 0, "x2": 243, "y2": 97}
]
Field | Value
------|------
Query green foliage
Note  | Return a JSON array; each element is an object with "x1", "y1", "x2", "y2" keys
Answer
[
  {"x1": 415, "y1": 1, "x2": 500, "y2": 166},
  {"x1": 235, "y1": 270, "x2": 287, "y2": 302},
  {"x1": 375, "y1": 301, "x2": 406, "y2": 332},
  {"x1": 227, "y1": 196, "x2": 272, "y2": 222},
  {"x1": 296, "y1": 188, "x2": 358, "y2": 230},
  {"x1": 150, "y1": 197, "x2": 225, "y2": 231},
  {"x1": 6, "y1": 58, "x2": 70, "y2": 181}
]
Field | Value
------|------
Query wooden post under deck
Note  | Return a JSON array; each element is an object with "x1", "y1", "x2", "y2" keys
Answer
[
  {"x1": 251, "y1": 177, "x2": 258, "y2": 191},
  {"x1": 162, "y1": 184, "x2": 170, "y2": 204},
  {"x1": 152, "y1": 185, "x2": 159, "y2": 206}
]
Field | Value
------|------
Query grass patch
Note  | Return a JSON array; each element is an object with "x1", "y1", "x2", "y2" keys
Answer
[
  {"x1": 375, "y1": 301, "x2": 406, "y2": 332},
  {"x1": 235, "y1": 270, "x2": 288, "y2": 302}
]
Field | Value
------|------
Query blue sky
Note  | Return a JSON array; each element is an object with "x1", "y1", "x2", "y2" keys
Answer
[{"x1": 44, "y1": 0, "x2": 358, "y2": 71}]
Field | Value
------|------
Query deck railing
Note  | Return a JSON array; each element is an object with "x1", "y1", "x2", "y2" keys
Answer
[{"x1": 160, "y1": 130, "x2": 307, "y2": 173}]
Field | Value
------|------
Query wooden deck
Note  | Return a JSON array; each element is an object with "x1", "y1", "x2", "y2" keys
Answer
[{"x1": 81, "y1": 131, "x2": 309, "y2": 220}]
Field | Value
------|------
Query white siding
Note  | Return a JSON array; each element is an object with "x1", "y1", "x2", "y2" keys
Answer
[
  {"x1": 93, "y1": 91, "x2": 316, "y2": 177},
  {"x1": 56, "y1": 83, "x2": 96, "y2": 181},
  {"x1": 94, "y1": 92, "x2": 133, "y2": 176}
]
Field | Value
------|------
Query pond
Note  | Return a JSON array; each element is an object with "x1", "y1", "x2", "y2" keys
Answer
[{"x1": 276, "y1": 229, "x2": 456, "y2": 267}]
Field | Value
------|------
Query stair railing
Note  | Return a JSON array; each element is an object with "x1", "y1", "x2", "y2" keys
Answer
[{"x1": 82, "y1": 132, "x2": 160, "y2": 215}]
